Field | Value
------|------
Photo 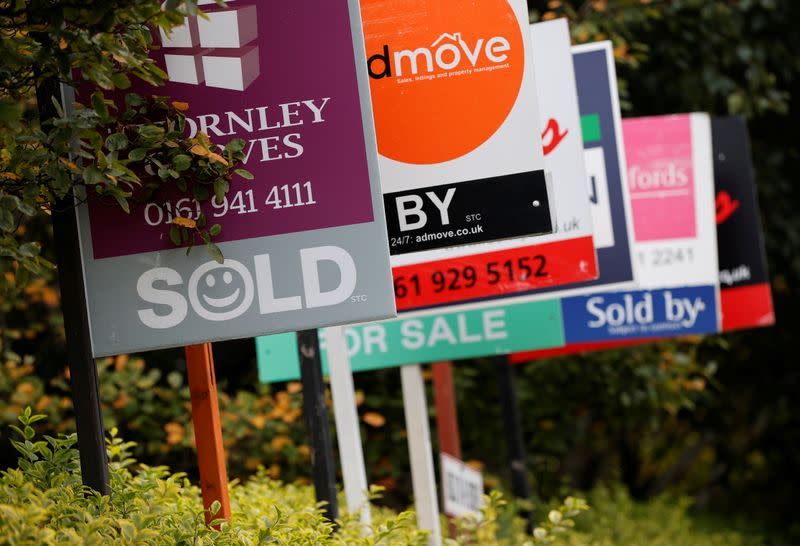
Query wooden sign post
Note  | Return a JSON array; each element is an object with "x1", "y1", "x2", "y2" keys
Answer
[
  {"x1": 432, "y1": 361, "x2": 461, "y2": 538},
  {"x1": 185, "y1": 343, "x2": 232, "y2": 524}
]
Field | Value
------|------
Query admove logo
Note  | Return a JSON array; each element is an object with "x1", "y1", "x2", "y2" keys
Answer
[
  {"x1": 367, "y1": 31, "x2": 512, "y2": 79},
  {"x1": 159, "y1": 0, "x2": 259, "y2": 91}
]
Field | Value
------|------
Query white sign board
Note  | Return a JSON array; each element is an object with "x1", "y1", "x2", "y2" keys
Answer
[
  {"x1": 441, "y1": 453, "x2": 485, "y2": 519},
  {"x1": 361, "y1": 0, "x2": 598, "y2": 312}
]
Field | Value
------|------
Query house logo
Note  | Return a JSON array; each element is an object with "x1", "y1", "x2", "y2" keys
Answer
[
  {"x1": 158, "y1": 0, "x2": 259, "y2": 92},
  {"x1": 362, "y1": 0, "x2": 525, "y2": 165}
]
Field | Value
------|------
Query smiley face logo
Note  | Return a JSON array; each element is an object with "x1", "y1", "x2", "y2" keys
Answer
[{"x1": 188, "y1": 260, "x2": 255, "y2": 321}]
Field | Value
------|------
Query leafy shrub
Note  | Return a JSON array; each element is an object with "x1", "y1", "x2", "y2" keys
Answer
[
  {"x1": 0, "y1": 408, "x2": 594, "y2": 545},
  {"x1": 0, "y1": 408, "x2": 431, "y2": 544}
]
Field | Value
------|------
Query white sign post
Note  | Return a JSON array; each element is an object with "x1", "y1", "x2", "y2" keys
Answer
[
  {"x1": 401, "y1": 365, "x2": 442, "y2": 546},
  {"x1": 325, "y1": 326, "x2": 372, "y2": 526}
]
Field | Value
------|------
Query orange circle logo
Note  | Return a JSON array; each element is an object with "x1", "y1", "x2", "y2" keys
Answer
[{"x1": 362, "y1": 0, "x2": 525, "y2": 165}]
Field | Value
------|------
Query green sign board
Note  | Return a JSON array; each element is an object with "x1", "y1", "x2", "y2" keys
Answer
[{"x1": 257, "y1": 299, "x2": 564, "y2": 382}]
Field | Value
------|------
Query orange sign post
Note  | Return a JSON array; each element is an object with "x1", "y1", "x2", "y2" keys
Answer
[{"x1": 185, "y1": 343, "x2": 232, "y2": 525}]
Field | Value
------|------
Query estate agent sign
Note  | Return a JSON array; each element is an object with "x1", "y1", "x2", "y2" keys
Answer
[{"x1": 75, "y1": 0, "x2": 396, "y2": 356}]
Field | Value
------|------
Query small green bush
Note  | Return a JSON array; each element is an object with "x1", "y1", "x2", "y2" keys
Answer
[{"x1": 559, "y1": 487, "x2": 766, "y2": 546}]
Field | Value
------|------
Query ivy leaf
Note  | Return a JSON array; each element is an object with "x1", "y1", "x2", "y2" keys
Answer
[
  {"x1": 106, "y1": 133, "x2": 129, "y2": 151},
  {"x1": 125, "y1": 93, "x2": 144, "y2": 108},
  {"x1": 0, "y1": 208, "x2": 14, "y2": 232},
  {"x1": 173, "y1": 154, "x2": 191, "y2": 172},
  {"x1": 128, "y1": 148, "x2": 146, "y2": 161},
  {"x1": 90, "y1": 92, "x2": 109, "y2": 120},
  {"x1": 234, "y1": 169, "x2": 254, "y2": 180},
  {"x1": 110, "y1": 72, "x2": 131, "y2": 89},
  {"x1": 82, "y1": 166, "x2": 104, "y2": 185},
  {"x1": 213, "y1": 178, "x2": 229, "y2": 203},
  {"x1": 206, "y1": 242, "x2": 224, "y2": 264},
  {"x1": 225, "y1": 139, "x2": 245, "y2": 153},
  {"x1": 112, "y1": 193, "x2": 130, "y2": 214}
]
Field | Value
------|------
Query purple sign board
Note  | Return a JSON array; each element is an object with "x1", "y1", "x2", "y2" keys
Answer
[
  {"x1": 88, "y1": 1, "x2": 376, "y2": 258},
  {"x1": 74, "y1": 0, "x2": 396, "y2": 357}
]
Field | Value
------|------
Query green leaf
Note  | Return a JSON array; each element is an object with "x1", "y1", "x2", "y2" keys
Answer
[
  {"x1": 110, "y1": 72, "x2": 131, "y2": 89},
  {"x1": 138, "y1": 125, "x2": 165, "y2": 142},
  {"x1": 213, "y1": 178, "x2": 229, "y2": 203},
  {"x1": 169, "y1": 224, "x2": 181, "y2": 246},
  {"x1": 234, "y1": 169, "x2": 254, "y2": 180},
  {"x1": 112, "y1": 193, "x2": 130, "y2": 214},
  {"x1": 82, "y1": 166, "x2": 104, "y2": 185},
  {"x1": 128, "y1": 148, "x2": 147, "y2": 161},
  {"x1": 0, "y1": 208, "x2": 14, "y2": 232},
  {"x1": 91, "y1": 92, "x2": 109, "y2": 120},
  {"x1": 173, "y1": 154, "x2": 191, "y2": 172},
  {"x1": 106, "y1": 133, "x2": 129, "y2": 151},
  {"x1": 125, "y1": 93, "x2": 144, "y2": 108},
  {"x1": 206, "y1": 242, "x2": 224, "y2": 264},
  {"x1": 209, "y1": 224, "x2": 221, "y2": 236},
  {"x1": 225, "y1": 139, "x2": 245, "y2": 153}
]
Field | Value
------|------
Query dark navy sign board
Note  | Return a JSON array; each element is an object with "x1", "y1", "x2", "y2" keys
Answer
[
  {"x1": 562, "y1": 286, "x2": 718, "y2": 343},
  {"x1": 563, "y1": 45, "x2": 634, "y2": 291}
]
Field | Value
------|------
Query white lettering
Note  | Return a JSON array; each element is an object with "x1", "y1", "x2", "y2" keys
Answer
[
  {"x1": 397, "y1": 195, "x2": 427, "y2": 231},
  {"x1": 137, "y1": 268, "x2": 188, "y2": 329},
  {"x1": 362, "y1": 325, "x2": 388, "y2": 355},
  {"x1": 483, "y1": 310, "x2": 508, "y2": 341},
  {"x1": 426, "y1": 188, "x2": 456, "y2": 226},
  {"x1": 300, "y1": 246, "x2": 357, "y2": 309},
  {"x1": 254, "y1": 254, "x2": 302, "y2": 314},
  {"x1": 401, "y1": 319, "x2": 426, "y2": 350}
]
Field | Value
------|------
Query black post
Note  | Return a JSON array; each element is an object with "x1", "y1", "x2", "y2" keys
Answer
[
  {"x1": 35, "y1": 78, "x2": 110, "y2": 495},
  {"x1": 297, "y1": 329, "x2": 339, "y2": 524},
  {"x1": 493, "y1": 355, "x2": 533, "y2": 532}
]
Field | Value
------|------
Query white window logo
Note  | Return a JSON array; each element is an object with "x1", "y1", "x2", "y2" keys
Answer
[{"x1": 159, "y1": 0, "x2": 260, "y2": 91}]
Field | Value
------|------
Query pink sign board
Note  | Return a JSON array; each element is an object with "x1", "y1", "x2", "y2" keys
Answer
[{"x1": 624, "y1": 115, "x2": 696, "y2": 242}]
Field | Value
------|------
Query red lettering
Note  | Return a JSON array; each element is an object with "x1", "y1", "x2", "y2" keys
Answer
[
  {"x1": 542, "y1": 118, "x2": 569, "y2": 156},
  {"x1": 716, "y1": 190, "x2": 740, "y2": 224}
]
